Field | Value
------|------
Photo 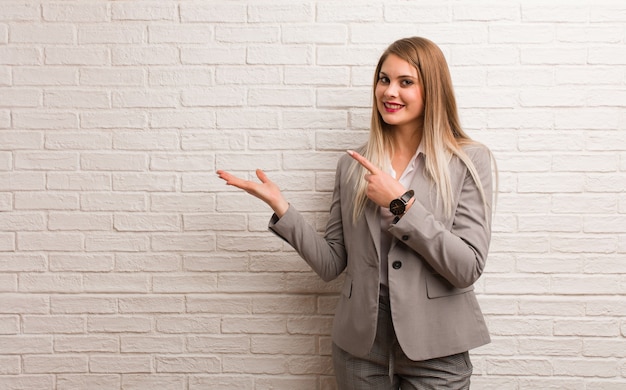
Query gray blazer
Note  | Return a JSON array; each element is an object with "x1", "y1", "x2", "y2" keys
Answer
[{"x1": 269, "y1": 143, "x2": 493, "y2": 361}]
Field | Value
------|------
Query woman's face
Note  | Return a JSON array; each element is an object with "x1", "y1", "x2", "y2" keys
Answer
[{"x1": 375, "y1": 54, "x2": 424, "y2": 132}]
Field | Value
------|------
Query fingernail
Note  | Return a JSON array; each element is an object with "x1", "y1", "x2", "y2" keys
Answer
[{"x1": 346, "y1": 150, "x2": 354, "y2": 156}]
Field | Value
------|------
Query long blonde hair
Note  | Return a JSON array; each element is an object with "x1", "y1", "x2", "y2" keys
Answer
[{"x1": 350, "y1": 37, "x2": 490, "y2": 222}]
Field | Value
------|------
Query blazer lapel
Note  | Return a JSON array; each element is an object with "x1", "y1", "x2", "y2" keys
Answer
[{"x1": 364, "y1": 201, "x2": 382, "y2": 262}]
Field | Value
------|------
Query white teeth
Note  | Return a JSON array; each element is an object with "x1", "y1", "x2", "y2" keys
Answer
[{"x1": 385, "y1": 103, "x2": 403, "y2": 109}]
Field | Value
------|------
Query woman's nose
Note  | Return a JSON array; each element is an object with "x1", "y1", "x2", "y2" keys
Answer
[{"x1": 384, "y1": 83, "x2": 398, "y2": 98}]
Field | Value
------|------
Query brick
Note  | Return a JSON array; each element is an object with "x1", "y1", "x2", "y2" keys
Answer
[
  {"x1": 0, "y1": 315, "x2": 19, "y2": 335},
  {"x1": 180, "y1": 3, "x2": 246, "y2": 23},
  {"x1": 216, "y1": 26, "x2": 279, "y2": 43},
  {"x1": 13, "y1": 111, "x2": 78, "y2": 129},
  {"x1": 46, "y1": 132, "x2": 112, "y2": 150},
  {"x1": 121, "y1": 336, "x2": 184, "y2": 353},
  {"x1": 552, "y1": 358, "x2": 618, "y2": 378},
  {"x1": 150, "y1": 110, "x2": 216, "y2": 129},
  {"x1": 0, "y1": 131, "x2": 43, "y2": 150},
  {"x1": 19, "y1": 273, "x2": 82, "y2": 292},
  {"x1": 0, "y1": 87, "x2": 41, "y2": 107},
  {"x1": 149, "y1": 25, "x2": 213, "y2": 44},
  {"x1": 0, "y1": 294, "x2": 48, "y2": 314},
  {"x1": 0, "y1": 213, "x2": 45, "y2": 231},
  {"x1": 85, "y1": 233, "x2": 149, "y2": 252},
  {"x1": 156, "y1": 316, "x2": 221, "y2": 334},
  {"x1": 0, "y1": 355, "x2": 20, "y2": 373},
  {"x1": 49, "y1": 253, "x2": 113, "y2": 272},
  {"x1": 216, "y1": 110, "x2": 278, "y2": 129},
  {"x1": 57, "y1": 374, "x2": 120, "y2": 390},
  {"x1": 189, "y1": 375, "x2": 254, "y2": 390},
  {"x1": 122, "y1": 375, "x2": 184, "y2": 390},
  {"x1": 81, "y1": 152, "x2": 146, "y2": 171},
  {"x1": 51, "y1": 296, "x2": 116, "y2": 314},
  {"x1": 14, "y1": 192, "x2": 79, "y2": 211},
  {"x1": 186, "y1": 295, "x2": 252, "y2": 314},
  {"x1": 249, "y1": 3, "x2": 312, "y2": 22},
  {"x1": 43, "y1": 3, "x2": 108, "y2": 22},
  {"x1": 151, "y1": 233, "x2": 216, "y2": 252},
  {"x1": 0, "y1": 47, "x2": 41, "y2": 65},
  {"x1": 0, "y1": 376, "x2": 53, "y2": 390},
  {"x1": 113, "y1": 131, "x2": 178, "y2": 150},
  {"x1": 150, "y1": 194, "x2": 214, "y2": 213},
  {"x1": 118, "y1": 296, "x2": 185, "y2": 314},
  {"x1": 14, "y1": 66, "x2": 77, "y2": 86},
  {"x1": 22, "y1": 315, "x2": 84, "y2": 334},
  {"x1": 89, "y1": 356, "x2": 151, "y2": 373},
  {"x1": 156, "y1": 356, "x2": 220, "y2": 373},
  {"x1": 47, "y1": 173, "x2": 112, "y2": 191},
  {"x1": 181, "y1": 47, "x2": 246, "y2": 65},
  {"x1": 23, "y1": 355, "x2": 88, "y2": 373},
  {"x1": 316, "y1": 3, "x2": 382, "y2": 22},
  {"x1": 84, "y1": 274, "x2": 149, "y2": 293},
  {"x1": 186, "y1": 335, "x2": 249, "y2": 353},
  {"x1": 486, "y1": 358, "x2": 552, "y2": 376},
  {"x1": 149, "y1": 68, "x2": 214, "y2": 86},
  {"x1": 183, "y1": 214, "x2": 247, "y2": 231},
  {"x1": 182, "y1": 86, "x2": 246, "y2": 107},
  {"x1": 0, "y1": 335, "x2": 52, "y2": 353},
  {"x1": 80, "y1": 67, "x2": 145, "y2": 86},
  {"x1": 44, "y1": 90, "x2": 110, "y2": 108},
  {"x1": 222, "y1": 355, "x2": 286, "y2": 374},
  {"x1": 522, "y1": 3, "x2": 589, "y2": 22},
  {"x1": 115, "y1": 253, "x2": 180, "y2": 272},
  {"x1": 112, "y1": 46, "x2": 178, "y2": 65},
  {"x1": 251, "y1": 335, "x2": 316, "y2": 354},
  {"x1": 45, "y1": 47, "x2": 109, "y2": 65},
  {"x1": 82, "y1": 111, "x2": 148, "y2": 129},
  {"x1": 112, "y1": 90, "x2": 177, "y2": 108},
  {"x1": 15, "y1": 151, "x2": 78, "y2": 170},
  {"x1": 81, "y1": 193, "x2": 146, "y2": 212},
  {"x1": 114, "y1": 213, "x2": 179, "y2": 232},
  {"x1": 112, "y1": 173, "x2": 177, "y2": 192},
  {"x1": 0, "y1": 2, "x2": 40, "y2": 21},
  {"x1": 152, "y1": 275, "x2": 218, "y2": 293},
  {"x1": 317, "y1": 46, "x2": 381, "y2": 66},
  {"x1": 247, "y1": 45, "x2": 312, "y2": 65},
  {"x1": 249, "y1": 88, "x2": 314, "y2": 107},
  {"x1": 284, "y1": 66, "x2": 349, "y2": 86},
  {"x1": 283, "y1": 24, "x2": 346, "y2": 44},
  {"x1": 79, "y1": 26, "x2": 144, "y2": 44},
  {"x1": 0, "y1": 272, "x2": 16, "y2": 289},
  {"x1": 87, "y1": 316, "x2": 152, "y2": 333},
  {"x1": 10, "y1": 24, "x2": 74, "y2": 44},
  {"x1": 112, "y1": 2, "x2": 177, "y2": 21}
]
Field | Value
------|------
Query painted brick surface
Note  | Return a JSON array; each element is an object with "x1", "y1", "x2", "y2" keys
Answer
[{"x1": 1, "y1": 0, "x2": 625, "y2": 388}]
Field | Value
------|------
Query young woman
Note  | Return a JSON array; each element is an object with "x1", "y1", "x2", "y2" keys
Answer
[{"x1": 217, "y1": 37, "x2": 494, "y2": 389}]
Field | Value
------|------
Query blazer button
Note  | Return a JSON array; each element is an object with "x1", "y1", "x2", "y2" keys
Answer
[
  {"x1": 392, "y1": 261, "x2": 402, "y2": 269},
  {"x1": 402, "y1": 235, "x2": 409, "y2": 241}
]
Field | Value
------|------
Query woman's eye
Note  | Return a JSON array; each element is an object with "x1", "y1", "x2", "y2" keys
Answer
[
  {"x1": 401, "y1": 79, "x2": 413, "y2": 86},
  {"x1": 378, "y1": 76, "x2": 389, "y2": 84}
]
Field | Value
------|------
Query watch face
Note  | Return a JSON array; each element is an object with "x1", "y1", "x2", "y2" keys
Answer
[{"x1": 390, "y1": 199, "x2": 405, "y2": 215}]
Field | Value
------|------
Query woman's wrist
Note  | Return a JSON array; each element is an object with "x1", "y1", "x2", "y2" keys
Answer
[{"x1": 272, "y1": 199, "x2": 290, "y2": 218}]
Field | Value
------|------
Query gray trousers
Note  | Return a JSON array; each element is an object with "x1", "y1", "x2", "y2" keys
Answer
[{"x1": 332, "y1": 295, "x2": 473, "y2": 389}]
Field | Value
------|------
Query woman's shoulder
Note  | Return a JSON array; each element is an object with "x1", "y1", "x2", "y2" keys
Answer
[
  {"x1": 459, "y1": 140, "x2": 493, "y2": 171},
  {"x1": 461, "y1": 141, "x2": 492, "y2": 159}
]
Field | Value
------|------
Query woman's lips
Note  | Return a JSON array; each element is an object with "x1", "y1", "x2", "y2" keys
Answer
[{"x1": 383, "y1": 102, "x2": 404, "y2": 112}]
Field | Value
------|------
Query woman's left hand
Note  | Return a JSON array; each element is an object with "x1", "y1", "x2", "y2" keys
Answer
[{"x1": 347, "y1": 150, "x2": 408, "y2": 209}]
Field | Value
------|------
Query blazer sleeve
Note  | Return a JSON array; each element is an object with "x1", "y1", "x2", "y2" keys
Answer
[
  {"x1": 388, "y1": 144, "x2": 493, "y2": 288},
  {"x1": 267, "y1": 159, "x2": 347, "y2": 282}
]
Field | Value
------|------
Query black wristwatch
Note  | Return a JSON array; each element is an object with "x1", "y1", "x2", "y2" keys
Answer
[{"x1": 389, "y1": 190, "x2": 414, "y2": 216}]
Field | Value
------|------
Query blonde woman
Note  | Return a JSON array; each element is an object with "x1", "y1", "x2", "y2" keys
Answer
[{"x1": 218, "y1": 37, "x2": 494, "y2": 389}]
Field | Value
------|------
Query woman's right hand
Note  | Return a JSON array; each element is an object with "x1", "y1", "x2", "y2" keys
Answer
[{"x1": 216, "y1": 169, "x2": 289, "y2": 218}]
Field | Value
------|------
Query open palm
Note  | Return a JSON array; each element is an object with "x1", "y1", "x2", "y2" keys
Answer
[{"x1": 217, "y1": 169, "x2": 289, "y2": 217}]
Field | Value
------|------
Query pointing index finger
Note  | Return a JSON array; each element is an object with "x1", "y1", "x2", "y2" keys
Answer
[{"x1": 347, "y1": 150, "x2": 379, "y2": 174}]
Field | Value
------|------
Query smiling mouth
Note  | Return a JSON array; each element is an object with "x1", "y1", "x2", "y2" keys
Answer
[{"x1": 383, "y1": 102, "x2": 404, "y2": 111}]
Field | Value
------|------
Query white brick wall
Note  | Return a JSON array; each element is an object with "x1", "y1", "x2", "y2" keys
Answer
[{"x1": 1, "y1": 0, "x2": 624, "y2": 388}]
